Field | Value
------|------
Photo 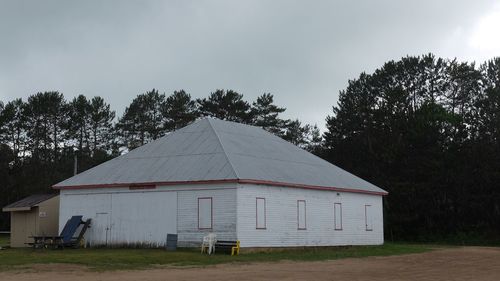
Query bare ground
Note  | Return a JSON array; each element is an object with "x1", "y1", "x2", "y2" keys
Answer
[{"x1": 1, "y1": 247, "x2": 499, "y2": 281}]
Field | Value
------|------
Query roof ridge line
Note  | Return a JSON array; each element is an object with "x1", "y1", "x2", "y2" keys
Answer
[
  {"x1": 251, "y1": 125, "x2": 368, "y2": 178},
  {"x1": 206, "y1": 118, "x2": 240, "y2": 179},
  {"x1": 123, "y1": 151, "x2": 223, "y2": 160},
  {"x1": 230, "y1": 152, "x2": 328, "y2": 167}
]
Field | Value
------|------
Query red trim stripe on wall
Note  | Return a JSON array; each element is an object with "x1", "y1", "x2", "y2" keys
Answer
[{"x1": 54, "y1": 179, "x2": 388, "y2": 196}]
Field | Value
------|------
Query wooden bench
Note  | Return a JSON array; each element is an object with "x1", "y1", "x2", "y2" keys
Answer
[{"x1": 214, "y1": 240, "x2": 240, "y2": 256}]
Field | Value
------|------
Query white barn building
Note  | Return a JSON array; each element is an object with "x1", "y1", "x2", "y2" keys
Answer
[{"x1": 54, "y1": 118, "x2": 387, "y2": 248}]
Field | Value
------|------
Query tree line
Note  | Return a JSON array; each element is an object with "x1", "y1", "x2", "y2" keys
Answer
[
  {"x1": 0, "y1": 89, "x2": 320, "y2": 230},
  {"x1": 1, "y1": 54, "x2": 499, "y2": 242},
  {"x1": 116, "y1": 89, "x2": 321, "y2": 150},
  {"x1": 323, "y1": 55, "x2": 500, "y2": 242}
]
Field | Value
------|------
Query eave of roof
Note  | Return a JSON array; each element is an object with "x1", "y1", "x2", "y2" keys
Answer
[
  {"x1": 2, "y1": 206, "x2": 32, "y2": 212},
  {"x1": 2, "y1": 193, "x2": 58, "y2": 212},
  {"x1": 53, "y1": 178, "x2": 388, "y2": 196}
]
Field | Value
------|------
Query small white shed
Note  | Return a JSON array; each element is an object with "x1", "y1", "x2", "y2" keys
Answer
[{"x1": 54, "y1": 118, "x2": 387, "y2": 248}]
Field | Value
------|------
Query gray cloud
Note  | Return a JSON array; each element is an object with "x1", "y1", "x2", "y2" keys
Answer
[{"x1": 0, "y1": 0, "x2": 497, "y2": 128}]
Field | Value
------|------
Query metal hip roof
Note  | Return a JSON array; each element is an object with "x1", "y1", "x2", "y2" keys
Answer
[{"x1": 53, "y1": 118, "x2": 387, "y2": 195}]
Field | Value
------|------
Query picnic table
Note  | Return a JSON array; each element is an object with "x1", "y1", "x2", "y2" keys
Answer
[
  {"x1": 28, "y1": 235, "x2": 64, "y2": 249},
  {"x1": 28, "y1": 216, "x2": 91, "y2": 249}
]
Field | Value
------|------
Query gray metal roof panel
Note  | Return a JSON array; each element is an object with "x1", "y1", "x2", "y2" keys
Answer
[
  {"x1": 54, "y1": 118, "x2": 386, "y2": 194},
  {"x1": 3, "y1": 194, "x2": 58, "y2": 211}
]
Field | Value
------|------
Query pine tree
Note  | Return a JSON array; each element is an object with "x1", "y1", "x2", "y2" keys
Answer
[
  {"x1": 88, "y1": 96, "x2": 116, "y2": 153},
  {"x1": 67, "y1": 95, "x2": 90, "y2": 152},
  {"x1": 197, "y1": 89, "x2": 251, "y2": 123},
  {"x1": 24, "y1": 92, "x2": 68, "y2": 162},
  {"x1": 116, "y1": 89, "x2": 166, "y2": 149},
  {"x1": 163, "y1": 90, "x2": 198, "y2": 131},
  {"x1": 0, "y1": 99, "x2": 27, "y2": 160},
  {"x1": 251, "y1": 93, "x2": 287, "y2": 136}
]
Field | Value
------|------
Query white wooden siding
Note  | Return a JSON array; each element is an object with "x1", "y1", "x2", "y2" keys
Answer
[
  {"x1": 59, "y1": 190, "x2": 177, "y2": 247},
  {"x1": 59, "y1": 192, "x2": 113, "y2": 246},
  {"x1": 110, "y1": 192, "x2": 177, "y2": 245},
  {"x1": 59, "y1": 183, "x2": 237, "y2": 247},
  {"x1": 236, "y1": 184, "x2": 384, "y2": 247},
  {"x1": 176, "y1": 185, "x2": 237, "y2": 246},
  {"x1": 60, "y1": 182, "x2": 382, "y2": 248}
]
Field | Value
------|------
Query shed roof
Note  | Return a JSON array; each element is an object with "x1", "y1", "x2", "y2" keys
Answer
[
  {"x1": 3, "y1": 194, "x2": 58, "y2": 212},
  {"x1": 53, "y1": 118, "x2": 387, "y2": 195}
]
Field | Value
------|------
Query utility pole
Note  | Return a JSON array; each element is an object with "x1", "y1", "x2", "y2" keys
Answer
[{"x1": 74, "y1": 148, "x2": 78, "y2": 176}]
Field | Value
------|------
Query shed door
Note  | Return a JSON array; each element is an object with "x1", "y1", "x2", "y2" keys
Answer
[
  {"x1": 365, "y1": 205, "x2": 373, "y2": 231},
  {"x1": 11, "y1": 212, "x2": 28, "y2": 247}
]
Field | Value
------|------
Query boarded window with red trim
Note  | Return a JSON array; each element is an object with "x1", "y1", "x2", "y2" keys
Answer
[
  {"x1": 297, "y1": 200, "x2": 306, "y2": 230},
  {"x1": 256, "y1": 198, "x2": 266, "y2": 229},
  {"x1": 198, "y1": 198, "x2": 212, "y2": 229},
  {"x1": 334, "y1": 203, "x2": 342, "y2": 230}
]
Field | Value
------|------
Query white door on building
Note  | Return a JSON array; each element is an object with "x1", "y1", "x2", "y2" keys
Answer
[
  {"x1": 365, "y1": 205, "x2": 373, "y2": 231},
  {"x1": 94, "y1": 212, "x2": 111, "y2": 246}
]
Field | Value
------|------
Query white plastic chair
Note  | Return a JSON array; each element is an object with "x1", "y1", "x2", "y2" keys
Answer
[
  {"x1": 207, "y1": 233, "x2": 217, "y2": 254},
  {"x1": 201, "y1": 235, "x2": 209, "y2": 253},
  {"x1": 201, "y1": 233, "x2": 217, "y2": 254}
]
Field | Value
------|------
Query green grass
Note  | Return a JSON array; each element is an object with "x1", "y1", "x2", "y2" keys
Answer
[
  {"x1": 0, "y1": 234, "x2": 9, "y2": 247},
  {"x1": 411, "y1": 232, "x2": 500, "y2": 247},
  {"x1": 0, "y1": 243, "x2": 434, "y2": 272}
]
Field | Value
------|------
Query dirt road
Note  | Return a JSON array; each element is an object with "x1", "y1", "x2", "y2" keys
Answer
[{"x1": 1, "y1": 247, "x2": 499, "y2": 281}]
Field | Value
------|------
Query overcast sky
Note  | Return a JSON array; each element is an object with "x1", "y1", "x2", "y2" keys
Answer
[{"x1": 1, "y1": 0, "x2": 499, "y2": 129}]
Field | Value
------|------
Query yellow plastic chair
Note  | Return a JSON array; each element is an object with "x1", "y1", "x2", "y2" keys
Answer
[{"x1": 231, "y1": 240, "x2": 240, "y2": 256}]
